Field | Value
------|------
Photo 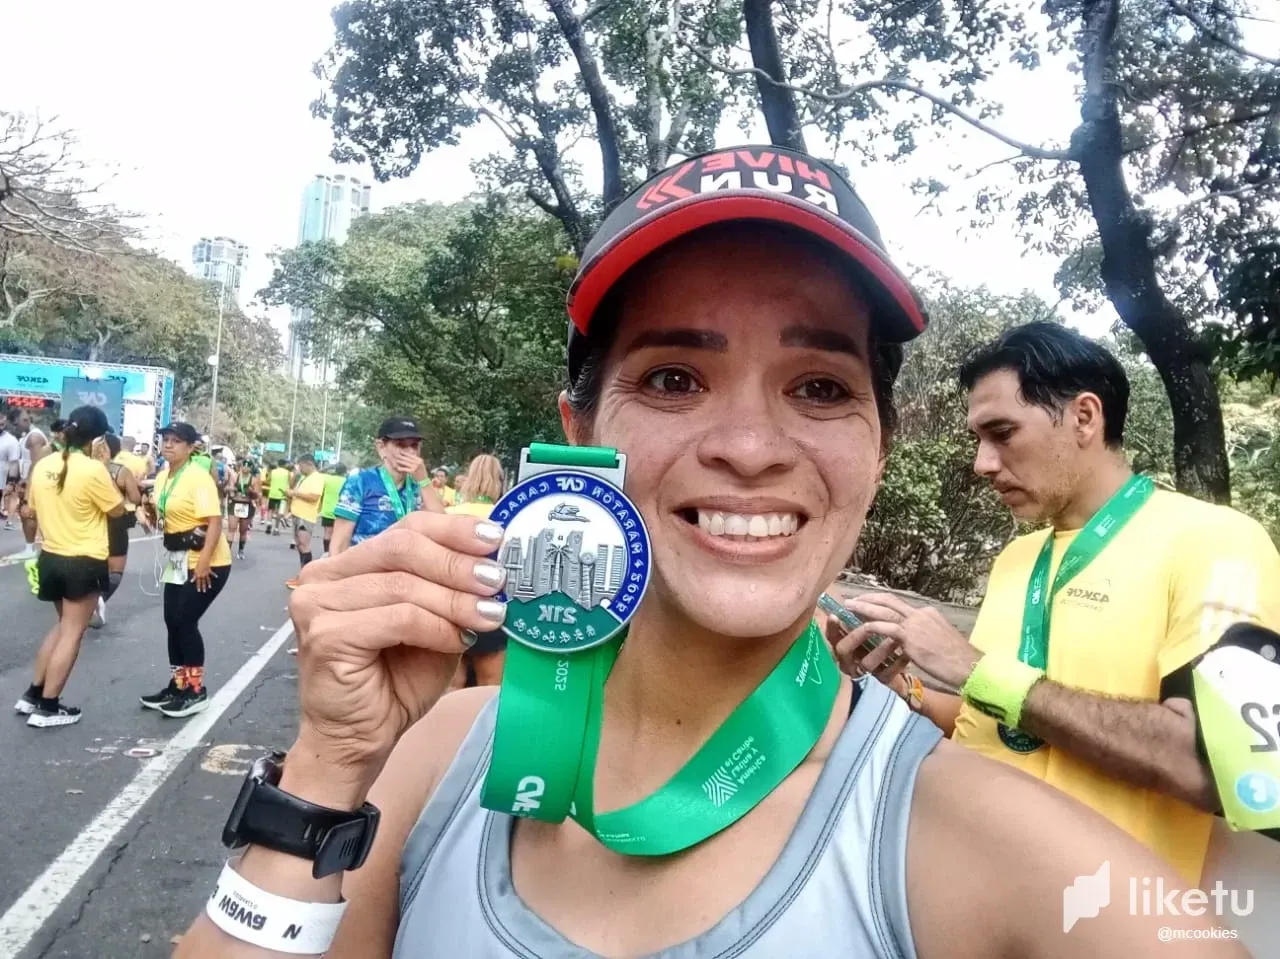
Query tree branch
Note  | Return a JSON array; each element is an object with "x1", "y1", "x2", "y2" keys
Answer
[
  {"x1": 579, "y1": 0, "x2": 622, "y2": 24},
  {"x1": 1169, "y1": 0, "x2": 1280, "y2": 66},
  {"x1": 525, "y1": 189, "x2": 562, "y2": 217},
  {"x1": 687, "y1": 46, "x2": 1070, "y2": 161}
]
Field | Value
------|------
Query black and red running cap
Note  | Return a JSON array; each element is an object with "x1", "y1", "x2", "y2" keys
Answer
[{"x1": 566, "y1": 144, "x2": 928, "y2": 381}]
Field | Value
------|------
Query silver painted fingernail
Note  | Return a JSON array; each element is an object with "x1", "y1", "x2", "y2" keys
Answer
[
  {"x1": 476, "y1": 599, "x2": 507, "y2": 623},
  {"x1": 473, "y1": 561, "x2": 506, "y2": 588},
  {"x1": 461, "y1": 629, "x2": 479, "y2": 648},
  {"x1": 475, "y1": 522, "x2": 503, "y2": 544}
]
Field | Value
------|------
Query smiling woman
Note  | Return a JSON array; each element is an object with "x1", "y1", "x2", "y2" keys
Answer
[{"x1": 176, "y1": 146, "x2": 1247, "y2": 959}]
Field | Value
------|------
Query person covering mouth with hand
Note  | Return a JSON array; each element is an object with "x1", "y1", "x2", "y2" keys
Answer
[{"x1": 175, "y1": 147, "x2": 1243, "y2": 959}]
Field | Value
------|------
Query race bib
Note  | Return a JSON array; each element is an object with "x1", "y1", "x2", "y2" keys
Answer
[
  {"x1": 1194, "y1": 644, "x2": 1280, "y2": 832},
  {"x1": 161, "y1": 551, "x2": 189, "y2": 586},
  {"x1": 233, "y1": 503, "x2": 251, "y2": 519}
]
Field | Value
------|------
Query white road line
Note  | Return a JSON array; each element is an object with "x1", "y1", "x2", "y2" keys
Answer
[
  {"x1": 0, "y1": 618, "x2": 295, "y2": 957},
  {"x1": 0, "y1": 534, "x2": 162, "y2": 568}
]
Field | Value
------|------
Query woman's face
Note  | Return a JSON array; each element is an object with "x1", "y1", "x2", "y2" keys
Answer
[
  {"x1": 161, "y1": 435, "x2": 193, "y2": 462},
  {"x1": 565, "y1": 230, "x2": 885, "y2": 639}
]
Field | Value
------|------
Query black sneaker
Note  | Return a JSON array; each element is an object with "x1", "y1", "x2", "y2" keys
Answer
[
  {"x1": 140, "y1": 680, "x2": 180, "y2": 711},
  {"x1": 28, "y1": 703, "x2": 82, "y2": 728},
  {"x1": 159, "y1": 687, "x2": 208, "y2": 718}
]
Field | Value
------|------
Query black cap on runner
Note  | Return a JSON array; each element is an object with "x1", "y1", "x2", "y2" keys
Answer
[
  {"x1": 158, "y1": 422, "x2": 200, "y2": 444},
  {"x1": 566, "y1": 144, "x2": 927, "y2": 382},
  {"x1": 377, "y1": 416, "x2": 423, "y2": 441}
]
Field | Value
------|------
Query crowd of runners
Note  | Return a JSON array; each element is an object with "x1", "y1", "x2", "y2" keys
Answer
[
  {"x1": 7, "y1": 143, "x2": 1279, "y2": 956},
  {"x1": 6, "y1": 407, "x2": 507, "y2": 727}
]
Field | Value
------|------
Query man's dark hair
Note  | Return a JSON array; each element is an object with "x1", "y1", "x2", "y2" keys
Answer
[
  {"x1": 297, "y1": 454, "x2": 315, "y2": 466},
  {"x1": 104, "y1": 433, "x2": 122, "y2": 458},
  {"x1": 958, "y1": 322, "x2": 1130, "y2": 448}
]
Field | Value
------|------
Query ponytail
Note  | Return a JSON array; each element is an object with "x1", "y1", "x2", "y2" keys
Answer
[
  {"x1": 55, "y1": 406, "x2": 111, "y2": 494},
  {"x1": 56, "y1": 446, "x2": 71, "y2": 493}
]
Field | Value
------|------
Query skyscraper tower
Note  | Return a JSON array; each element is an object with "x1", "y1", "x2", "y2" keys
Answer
[
  {"x1": 191, "y1": 237, "x2": 248, "y2": 304},
  {"x1": 502, "y1": 539, "x2": 524, "y2": 594},
  {"x1": 287, "y1": 174, "x2": 372, "y2": 382},
  {"x1": 564, "y1": 531, "x2": 584, "y2": 598},
  {"x1": 608, "y1": 544, "x2": 626, "y2": 597}
]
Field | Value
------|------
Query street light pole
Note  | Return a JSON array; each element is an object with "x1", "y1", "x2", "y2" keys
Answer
[
  {"x1": 208, "y1": 270, "x2": 228, "y2": 441},
  {"x1": 287, "y1": 370, "x2": 300, "y2": 460}
]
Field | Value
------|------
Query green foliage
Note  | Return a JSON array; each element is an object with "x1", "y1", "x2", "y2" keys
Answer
[
  {"x1": 854, "y1": 280, "x2": 1046, "y2": 599},
  {"x1": 260, "y1": 198, "x2": 572, "y2": 468}
]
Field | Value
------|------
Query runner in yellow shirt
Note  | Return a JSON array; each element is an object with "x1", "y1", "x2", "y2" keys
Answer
[
  {"x1": 835, "y1": 323, "x2": 1280, "y2": 884},
  {"x1": 17, "y1": 406, "x2": 122, "y2": 727},
  {"x1": 140, "y1": 421, "x2": 232, "y2": 719},
  {"x1": 284, "y1": 454, "x2": 326, "y2": 589},
  {"x1": 430, "y1": 466, "x2": 456, "y2": 507}
]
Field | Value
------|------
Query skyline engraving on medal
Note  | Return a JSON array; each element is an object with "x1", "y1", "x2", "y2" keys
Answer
[{"x1": 492, "y1": 471, "x2": 651, "y2": 653}]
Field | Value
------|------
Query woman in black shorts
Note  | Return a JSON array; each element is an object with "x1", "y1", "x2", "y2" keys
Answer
[
  {"x1": 90, "y1": 433, "x2": 142, "y2": 628},
  {"x1": 13, "y1": 407, "x2": 123, "y2": 728}
]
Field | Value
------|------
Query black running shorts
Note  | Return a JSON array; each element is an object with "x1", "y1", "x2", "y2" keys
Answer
[
  {"x1": 267, "y1": 497, "x2": 283, "y2": 512},
  {"x1": 37, "y1": 552, "x2": 110, "y2": 603},
  {"x1": 107, "y1": 515, "x2": 131, "y2": 559}
]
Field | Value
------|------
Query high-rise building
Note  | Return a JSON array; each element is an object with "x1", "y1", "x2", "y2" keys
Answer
[
  {"x1": 191, "y1": 236, "x2": 248, "y2": 304},
  {"x1": 287, "y1": 174, "x2": 372, "y2": 381},
  {"x1": 608, "y1": 545, "x2": 626, "y2": 595}
]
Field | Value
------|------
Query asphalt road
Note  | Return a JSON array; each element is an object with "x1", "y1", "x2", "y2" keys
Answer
[{"x1": 0, "y1": 523, "x2": 306, "y2": 959}]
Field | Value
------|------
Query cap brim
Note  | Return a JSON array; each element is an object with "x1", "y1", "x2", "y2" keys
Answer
[
  {"x1": 379, "y1": 431, "x2": 422, "y2": 441},
  {"x1": 567, "y1": 192, "x2": 926, "y2": 343}
]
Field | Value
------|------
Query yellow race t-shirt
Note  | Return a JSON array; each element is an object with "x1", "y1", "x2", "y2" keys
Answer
[
  {"x1": 29, "y1": 450, "x2": 123, "y2": 560},
  {"x1": 155, "y1": 463, "x2": 233, "y2": 569},
  {"x1": 290, "y1": 472, "x2": 326, "y2": 524},
  {"x1": 953, "y1": 488, "x2": 1280, "y2": 884},
  {"x1": 114, "y1": 450, "x2": 148, "y2": 480}
]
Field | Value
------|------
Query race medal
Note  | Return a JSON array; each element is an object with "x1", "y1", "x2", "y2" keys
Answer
[
  {"x1": 1194, "y1": 645, "x2": 1280, "y2": 832},
  {"x1": 998, "y1": 724, "x2": 1045, "y2": 753},
  {"x1": 480, "y1": 445, "x2": 650, "y2": 822}
]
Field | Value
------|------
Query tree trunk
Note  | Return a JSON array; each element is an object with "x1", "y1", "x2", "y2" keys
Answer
[
  {"x1": 742, "y1": 0, "x2": 807, "y2": 152},
  {"x1": 546, "y1": 0, "x2": 625, "y2": 212},
  {"x1": 1072, "y1": 0, "x2": 1229, "y2": 502}
]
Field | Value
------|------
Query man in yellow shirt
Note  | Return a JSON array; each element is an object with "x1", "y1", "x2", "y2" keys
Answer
[
  {"x1": 430, "y1": 466, "x2": 456, "y2": 507},
  {"x1": 284, "y1": 454, "x2": 326, "y2": 589},
  {"x1": 836, "y1": 322, "x2": 1280, "y2": 885}
]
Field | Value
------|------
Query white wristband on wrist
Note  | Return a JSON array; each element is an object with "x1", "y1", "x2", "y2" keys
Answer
[{"x1": 205, "y1": 859, "x2": 348, "y2": 955}]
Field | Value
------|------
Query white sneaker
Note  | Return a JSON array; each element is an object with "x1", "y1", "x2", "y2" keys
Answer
[
  {"x1": 15, "y1": 543, "x2": 37, "y2": 560},
  {"x1": 89, "y1": 596, "x2": 106, "y2": 629}
]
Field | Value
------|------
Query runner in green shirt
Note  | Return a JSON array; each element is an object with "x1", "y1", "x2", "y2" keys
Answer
[
  {"x1": 319, "y1": 465, "x2": 346, "y2": 556},
  {"x1": 266, "y1": 462, "x2": 291, "y2": 535}
]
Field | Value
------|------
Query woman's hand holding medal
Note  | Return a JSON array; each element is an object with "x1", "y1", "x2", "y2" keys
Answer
[{"x1": 284, "y1": 509, "x2": 508, "y2": 807}]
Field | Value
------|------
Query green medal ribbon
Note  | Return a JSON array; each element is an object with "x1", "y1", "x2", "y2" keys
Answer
[
  {"x1": 1001, "y1": 473, "x2": 1154, "y2": 752},
  {"x1": 481, "y1": 443, "x2": 841, "y2": 855},
  {"x1": 158, "y1": 462, "x2": 190, "y2": 525},
  {"x1": 377, "y1": 467, "x2": 418, "y2": 520},
  {"x1": 569, "y1": 621, "x2": 839, "y2": 855}
]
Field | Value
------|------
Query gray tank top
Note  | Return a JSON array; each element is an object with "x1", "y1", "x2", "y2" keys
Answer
[{"x1": 395, "y1": 677, "x2": 940, "y2": 959}]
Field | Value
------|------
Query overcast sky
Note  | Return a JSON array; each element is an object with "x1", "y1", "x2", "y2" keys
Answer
[{"x1": 5, "y1": 0, "x2": 1115, "y2": 341}]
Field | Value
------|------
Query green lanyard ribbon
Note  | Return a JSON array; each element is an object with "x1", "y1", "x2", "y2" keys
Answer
[
  {"x1": 377, "y1": 467, "x2": 418, "y2": 520},
  {"x1": 1002, "y1": 473, "x2": 1154, "y2": 752},
  {"x1": 569, "y1": 622, "x2": 839, "y2": 855},
  {"x1": 158, "y1": 462, "x2": 190, "y2": 522},
  {"x1": 480, "y1": 444, "x2": 841, "y2": 855}
]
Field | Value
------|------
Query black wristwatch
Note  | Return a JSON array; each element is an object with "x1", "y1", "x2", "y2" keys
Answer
[{"x1": 222, "y1": 751, "x2": 381, "y2": 878}]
